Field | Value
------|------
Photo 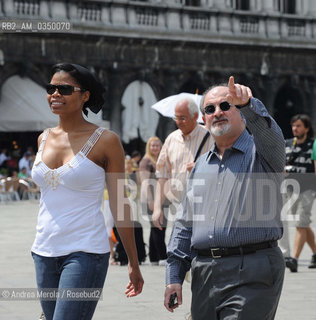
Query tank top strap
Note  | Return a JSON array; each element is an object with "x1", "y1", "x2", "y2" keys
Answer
[
  {"x1": 38, "y1": 129, "x2": 50, "y2": 155},
  {"x1": 80, "y1": 127, "x2": 105, "y2": 157},
  {"x1": 33, "y1": 129, "x2": 50, "y2": 166}
]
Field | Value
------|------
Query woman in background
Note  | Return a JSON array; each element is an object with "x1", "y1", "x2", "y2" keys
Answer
[{"x1": 139, "y1": 137, "x2": 167, "y2": 265}]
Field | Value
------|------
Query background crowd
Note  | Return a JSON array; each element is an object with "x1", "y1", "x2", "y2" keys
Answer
[{"x1": 0, "y1": 147, "x2": 40, "y2": 201}]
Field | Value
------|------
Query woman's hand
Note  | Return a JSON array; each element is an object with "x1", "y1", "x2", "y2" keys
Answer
[{"x1": 125, "y1": 263, "x2": 144, "y2": 297}]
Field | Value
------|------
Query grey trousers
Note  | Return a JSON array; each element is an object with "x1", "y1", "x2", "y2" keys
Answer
[{"x1": 190, "y1": 247, "x2": 285, "y2": 320}]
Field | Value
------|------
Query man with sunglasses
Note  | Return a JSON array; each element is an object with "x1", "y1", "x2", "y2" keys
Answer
[{"x1": 164, "y1": 76, "x2": 286, "y2": 319}]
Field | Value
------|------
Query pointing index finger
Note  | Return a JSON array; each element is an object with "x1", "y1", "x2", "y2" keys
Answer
[
  {"x1": 228, "y1": 76, "x2": 235, "y2": 91},
  {"x1": 226, "y1": 76, "x2": 236, "y2": 104}
]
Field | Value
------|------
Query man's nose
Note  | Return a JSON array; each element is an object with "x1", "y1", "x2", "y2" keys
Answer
[{"x1": 213, "y1": 105, "x2": 224, "y2": 117}]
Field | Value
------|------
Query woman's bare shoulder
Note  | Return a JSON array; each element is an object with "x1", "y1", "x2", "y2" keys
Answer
[
  {"x1": 99, "y1": 128, "x2": 121, "y2": 146},
  {"x1": 96, "y1": 129, "x2": 124, "y2": 171},
  {"x1": 97, "y1": 129, "x2": 124, "y2": 157},
  {"x1": 37, "y1": 129, "x2": 48, "y2": 147}
]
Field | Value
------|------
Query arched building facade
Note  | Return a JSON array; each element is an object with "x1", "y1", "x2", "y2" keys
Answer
[{"x1": 1, "y1": 0, "x2": 316, "y2": 152}]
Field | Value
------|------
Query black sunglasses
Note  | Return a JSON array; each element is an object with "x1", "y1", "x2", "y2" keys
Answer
[
  {"x1": 204, "y1": 101, "x2": 231, "y2": 115},
  {"x1": 46, "y1": 84, "x2": 85, "y2": 95}
]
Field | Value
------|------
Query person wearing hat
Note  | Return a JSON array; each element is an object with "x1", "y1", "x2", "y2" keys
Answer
[{"x1": 31, "y1": 63, "x2": 143, "y2": 320}]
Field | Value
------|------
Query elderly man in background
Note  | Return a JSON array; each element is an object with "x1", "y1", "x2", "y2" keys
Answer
[{"x1": 152, "y1": 98, "x2": 213, "y2": 233}]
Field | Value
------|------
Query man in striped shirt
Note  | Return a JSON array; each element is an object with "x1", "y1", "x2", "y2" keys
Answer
[
  {"x1": 164, "y1": 77, "x2": 286, "y2": 319},
  {"x1": 152, "y1": 98, "x2": 214, "y2": 230}
]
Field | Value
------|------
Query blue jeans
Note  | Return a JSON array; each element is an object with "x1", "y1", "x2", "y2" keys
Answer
[{"x1": 32, "y1": 251, "x2": 110, "y2": 320}]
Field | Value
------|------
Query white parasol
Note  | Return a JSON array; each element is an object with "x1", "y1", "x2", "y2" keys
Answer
[{"x1": 151, "y1": 93, "x2": 204, "y2": 123}]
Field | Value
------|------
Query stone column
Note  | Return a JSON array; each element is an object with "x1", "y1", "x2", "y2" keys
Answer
[
  {"x1": 2, "y1": 0, "x2": 14, "y2": 15},
  {"x1": 307, "y1": 77, "x2": 316, "y2": 123},
  {"x1": 155, "y1": 71, "x2": 179, "y2": 141},
  {"x1": 261, "y1": 77, "x2": 278, "y2": 114},
  {"x1": 261, "y1": 0, "x2": 275, "y2": 12},
  {"x1": 306, "y1": 0, "x2": 316, "y2": 15},
  {"x1": 108, "y1": 69, "x2": 123, "y2": 136}
]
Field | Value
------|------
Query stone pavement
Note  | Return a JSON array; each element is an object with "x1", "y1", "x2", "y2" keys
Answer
[{"x1": 0, "y1": 200, "x2": 315, "y2": 320}]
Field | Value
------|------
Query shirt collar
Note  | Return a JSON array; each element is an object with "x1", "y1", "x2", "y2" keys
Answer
[{"x1": 206, "y1": 129, "x2": 250, "y2": 160}]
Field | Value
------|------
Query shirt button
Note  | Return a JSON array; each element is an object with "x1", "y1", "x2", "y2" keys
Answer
[
  {"x1": 214, "y1": 199, "x2": 218, "y2": 202},
  {"x1": 209, "y1": 235, "x2": 213, "y2": 239},
  {"x1": 221, "y1": 164, "x2": 224, "y2": 168},
  {"x1": 211, "y1": 216, "x2": 214, "y2": 220}
]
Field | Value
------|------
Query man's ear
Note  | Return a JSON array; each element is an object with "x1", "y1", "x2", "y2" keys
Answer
[{"x1": 194, "y1": 112, "x2": 198, "y2": 122}]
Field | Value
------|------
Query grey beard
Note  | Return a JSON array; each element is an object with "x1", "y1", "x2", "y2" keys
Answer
[{"x1": 211, "y1": 123, "x2": 232, "y2": 136}]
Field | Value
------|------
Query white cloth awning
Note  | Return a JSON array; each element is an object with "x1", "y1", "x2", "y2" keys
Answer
[
  {"x1": 0, "y1": 75, "x2": 109, "y2": 132},
  {"x1": 121, "y1": 80, "x2": 158, "y2": 143}
]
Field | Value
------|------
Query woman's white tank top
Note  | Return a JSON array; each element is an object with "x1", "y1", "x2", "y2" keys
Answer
[{"x1": 31, "y1": 127, "x2": 110, "y2": 257}]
